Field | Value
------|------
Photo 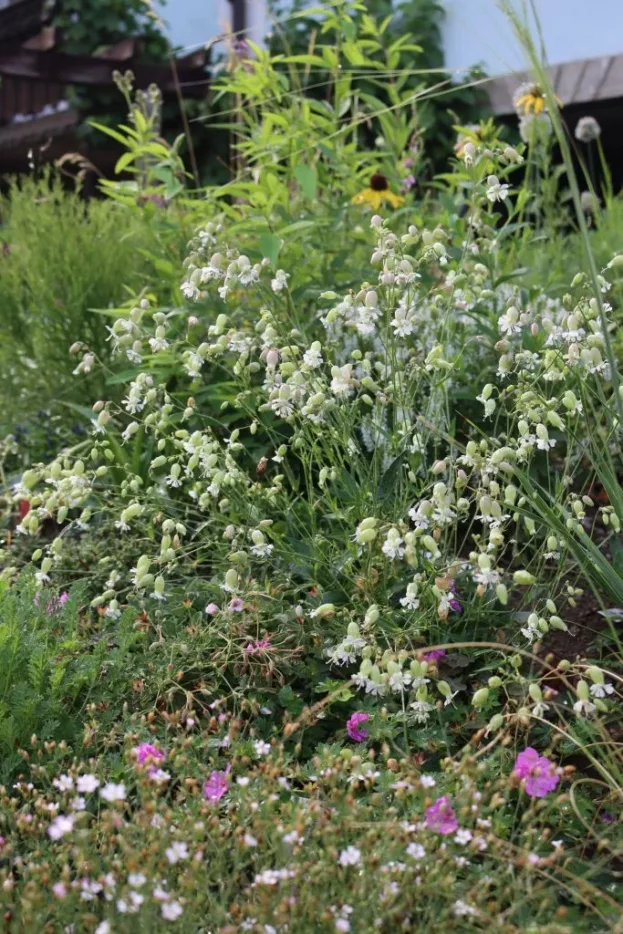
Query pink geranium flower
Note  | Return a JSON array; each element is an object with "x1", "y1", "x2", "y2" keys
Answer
[
  {"x1": 245, "y1": 639, "x2": 272, "y2": 655},
  {"x1": 424, "y1": 796, "x2": 459, "y2": 835},
  {"x1": 421, "y1": 649, "x2": 446, "y2": 664},
  {"x1": 346, "y1": 711, "x2": 370, "y2": 742},
  {"x1": 134, "y1": 743, "x2": 165, "y2": 766},
  {"x1": 513, "y1": 748, "x2": 560, "y2": 798},
  {"x1": 203, "y1": 765, "x2": 231, "y2": 803}
]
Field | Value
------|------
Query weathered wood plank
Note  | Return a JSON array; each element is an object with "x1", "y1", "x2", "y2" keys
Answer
[
  {"x1": 0, "y1": 47, "x2": 208, "y2": 97},
  {"x1": 488, "y1": 52, "x2": 623, "y2": 114}
]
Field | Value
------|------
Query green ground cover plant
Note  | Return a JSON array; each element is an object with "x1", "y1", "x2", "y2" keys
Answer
[{"x1": 0, "y1": 2, "x2": 622, "y2": 931}]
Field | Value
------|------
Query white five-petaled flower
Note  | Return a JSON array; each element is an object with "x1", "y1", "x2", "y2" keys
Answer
[
  {"x1": 165, "y1": 841, "x2": 189, "y2": 865},
  {"x1": 161, "y1": 901, "x2": 184, "y2": 920},
  {"x1": 271, "y1": 269, "x2": 289, "y2": 292},
  {"x1": 100, "y1": 782, "x2": 126, "y2": 803},
  {"x1": 486, "y1": 175, "x2": 509, "y2": 203},
  {"x1": 48, "y1": 814, "x2": 75, "y2": 840},
  {"x1": 338, "y1": 845, "x2": 362, "y2": 867}
]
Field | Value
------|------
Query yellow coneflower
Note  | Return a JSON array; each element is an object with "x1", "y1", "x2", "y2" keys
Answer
[
  {"x1": 513, "y1": 81, "x2": 562, "y2": 116},
  {"x1": 352, "y1": 173, "x2": 404, "y2": 211}
]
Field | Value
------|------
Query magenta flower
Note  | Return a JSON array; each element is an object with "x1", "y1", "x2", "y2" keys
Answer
[
  {"x1": 449, "y1": 596, "x2": 463, "y2": 614},
  {"x1": 203, "y1": 765, "x2": 231, "y2": 803},
  {"x1": 134, "y1": 743, "x2": 165, "y2": 766},
  {"x1": 513, "y1": 748, "x2": 560, "y2": 798},
  {"x1": 245, "y1": 638, "x2": 272, "y2": 655},
  {"x1": 228, "y1": 597, "x2": 245, "y2": 613},
  {"x1": 346, "y1": 711, "x2": 370, "y2": 742},
  {"x1": 421, "y1": 649, "x2": 446, "y2": 664},
  {"x1": 34, "y1": 591, "x2": 69, "y2": 616},
  {"x1": 425, "y1": 796, "x2": 459, "y2": 835}
]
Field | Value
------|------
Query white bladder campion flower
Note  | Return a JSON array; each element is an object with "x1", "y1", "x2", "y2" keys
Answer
[{"x1": 486, "y1": 175, "x2": 509, "y2": 203}]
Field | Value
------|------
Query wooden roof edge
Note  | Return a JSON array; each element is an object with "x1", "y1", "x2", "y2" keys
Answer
[
  {"x1": 0, "y1": 47, "x2": 209, "y2": 97},
  {"x1": 95, "y1": 38, "x2": 137, "y2": 62},
  {"x1": 0, "y1": 0, "x2": 51, "y2": 44},
  {"x1": 22, "y1": 25, "x2": 56, "y2": 52},
  {"x1": 486, "y1": 52, "x2": 623, "y2": 115},
  {"x1": 0, "y1": 105, "x2": 79, "y2": 152}
]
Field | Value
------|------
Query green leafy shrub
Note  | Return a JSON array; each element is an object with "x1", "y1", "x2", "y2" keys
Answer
[{"x1": 0, "y1": 6, "x2": 623, "y2": 930}]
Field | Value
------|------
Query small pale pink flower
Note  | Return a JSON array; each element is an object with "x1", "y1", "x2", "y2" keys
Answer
[
  {"x1": 425, "y1": 796, "x2": 459, "y2": 835},
  {"x1": 228, "y1": 597, "x2": 245, "y2": 613},
  {"x1": 203, "y1": 765, "x2": 231, "y2": 803},
  {"x1": 513, "y1": 748, "x2": 560, "y2": 798},
  {"x1": 205, "y1": 602, "x2": 219, "y2": 615},
  {"x1": 245, "y1": 638, "x2": 272, "y2": 654},
  {"x1": 346, "y1": 711, "x2": 370, "y2": 742}
]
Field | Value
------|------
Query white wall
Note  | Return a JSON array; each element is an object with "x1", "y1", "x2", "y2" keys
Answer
[
  {"x1": 163, "y1": 1, "x2": 623, "y2": 73},
  {"x1": 443, "y1": 0, "x2": 623, "y2": 77},
  {"x1": 163, "y1": 0, "x2": 267, "y2": 54}
]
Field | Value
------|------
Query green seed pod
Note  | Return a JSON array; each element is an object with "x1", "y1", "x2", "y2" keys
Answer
[
  {"x1": 549, "y1": 616, "x2": 567, "y2": 631},
  {"x1": 487, "y1": 713, "x2": 504, "y2": 733},
  {"x1": 225, "y1": 569, "x2": 238, "y2": 591},
  {"x1": 472, "y1": 688, "x2": 489, "y2": 708},
  {"x1": 528, "y1": 683, "x2": 543, "y2": 703},
  {"x1": 586, "y1": 666, "x2": 604, "y2": 686},
  {"x1": 496, "y1": 583, "x2": 508, "y2": 605}
]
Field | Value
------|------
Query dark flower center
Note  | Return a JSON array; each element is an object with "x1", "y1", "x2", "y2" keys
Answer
[{"x1": 370, "y1": 173, "x2": 389, "y2": 191}]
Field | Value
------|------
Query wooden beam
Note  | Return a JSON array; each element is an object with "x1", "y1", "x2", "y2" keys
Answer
[
  {"x1": 22, "y1": 25, "x2": 57, "y2": 52},
  {"x1": 0, "y1": 0, "x2": 49, "y2": 44},
  {"x1": 229, "y1": 0, "x2": 246, "y2": 36},
  {"x1": 95, "y1": 38, "x2": 137, "y2": 62},
  {"x1": 0, "y1": 47, "x2": 208, "y2": 97},
  {"x1": 0, "y1": 106, "x2": 78, "y2": 152}
]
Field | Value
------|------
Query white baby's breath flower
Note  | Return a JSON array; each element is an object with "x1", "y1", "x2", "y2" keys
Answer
[{"x1": 338, "y1": 846, "x2": 361, "y2": 867}]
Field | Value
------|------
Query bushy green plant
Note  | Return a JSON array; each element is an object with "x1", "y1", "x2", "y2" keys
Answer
[
  {"x1": 1, "y1": 5, "x2": 623, "y2": 929},
  {"x1": 266, "y1": 0, "x2": 488, "y2": 177},
  {"x1": 1, "y1": 731, "x2": 620, "y2": 932},
  {"x1": 0, "y1": 169, "x2": 206, "y2": 466},
  {"x1": 0, "y1": 577, "x2": 146, "y2": 781},
  {"x1": 51, "y1": 0, "x2": 170, "y2": 142}
]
